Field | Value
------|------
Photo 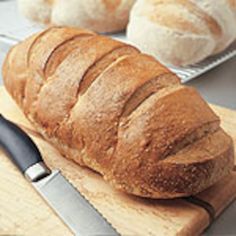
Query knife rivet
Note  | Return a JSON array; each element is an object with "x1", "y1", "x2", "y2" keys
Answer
[{"x1": 24, "y1": 162, "x2": 51, "y2": 182}]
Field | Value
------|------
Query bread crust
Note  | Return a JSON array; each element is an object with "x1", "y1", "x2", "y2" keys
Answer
[{"x1": 3, "y1": 27, "x2": 234, "y2": 198}]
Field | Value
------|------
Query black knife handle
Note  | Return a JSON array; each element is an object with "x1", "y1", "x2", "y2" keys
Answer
[{"x1": 0, "y1": 114, "x2": 50, "y2": 180}]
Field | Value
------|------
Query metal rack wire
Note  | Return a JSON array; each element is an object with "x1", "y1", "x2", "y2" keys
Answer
[{"x1": 168, "y1": 42, "x2": 236, "y2": 83}]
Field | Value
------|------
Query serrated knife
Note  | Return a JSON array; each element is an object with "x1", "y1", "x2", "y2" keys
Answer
[{"x1": 0, "y1": 114, "x2": 119, "y2": 236}]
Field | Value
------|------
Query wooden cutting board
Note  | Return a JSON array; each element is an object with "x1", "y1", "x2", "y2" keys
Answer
[{"x1": 0, "y1": 86, "x2": 236, "y2": 236}]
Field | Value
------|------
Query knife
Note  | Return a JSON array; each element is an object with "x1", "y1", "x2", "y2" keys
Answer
[{"x1": 0, "y1": 114, "x2": 119, "y2": 236}]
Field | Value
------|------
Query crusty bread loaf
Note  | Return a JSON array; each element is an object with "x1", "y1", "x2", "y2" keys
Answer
[
  {"x1": 2, "y1": 27, "x2": 234, "y2": 198},
  {"x1": 18, "y1": 0, "x2": 135, "y2": 33},
  {"x1": 127, "y1": 0, "x2": 236, "y2": 66}
]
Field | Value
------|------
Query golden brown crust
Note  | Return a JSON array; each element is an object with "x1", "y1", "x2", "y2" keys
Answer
[
  {"x1": 28, "y1": 27, "x2": 95, "y2": 76},
  {"x1": 79, "y1": 45, "x2": 140, "y2": 95},
  {"x1": 121, "y1": 73, "x2": 179, "y2": 117},
  {"x1": 2, "y1": 27, "x2": 234, "y2": 198},
  {"x1": 34, "y1": 35, "x2": 124, "y2": 132},
  {"x1": 69, "y1": 54, "x2": 180, "y2": 173},
  {"x1": 44, "y1": 33, "x2": 95, "y2": 77},
  {"x1": 114, "y1": 86, "x2": 220, "y2": 165},
  {"x1": 3, "y1": 33, "x2": 41, "y2": 106}
]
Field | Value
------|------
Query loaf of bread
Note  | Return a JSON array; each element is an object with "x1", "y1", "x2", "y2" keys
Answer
[
  {"x1": 127, "y1": 0, "x2": 236, "y2": 66},
  {"x1": 18, "y1": 0, "x2": 135, "y2": 33},
  {"x1": 3, "y1": 27, "x2": 234, "y2": 198}
]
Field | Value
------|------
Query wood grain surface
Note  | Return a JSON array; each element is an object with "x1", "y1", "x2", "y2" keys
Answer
[{"x1": 0, "y1": 87, "x2": 235, "y2": 236}]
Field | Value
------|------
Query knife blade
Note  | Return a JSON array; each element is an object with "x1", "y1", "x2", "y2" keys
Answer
[{"x1": 0, "y1": 114, "x2": 119, "y2": 236}]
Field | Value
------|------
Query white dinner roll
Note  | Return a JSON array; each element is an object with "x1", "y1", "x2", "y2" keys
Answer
[
  {"x1": 18, "y1": 0, "x2": 135, "y2": 33},
  {"x1": 127, "y1": 0, "x2": 236, "y2": 66}
]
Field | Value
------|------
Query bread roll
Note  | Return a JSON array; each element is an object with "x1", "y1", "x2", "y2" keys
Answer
[
  {"x1": 127, "y1": 0, "x2": 236, "y2": 66},
  {"x1": 3, "y1": 27, "x2": 234, "y2": 198},
  {"x1": 18, "y1": 0, "x2": 135, "y2": 33}
]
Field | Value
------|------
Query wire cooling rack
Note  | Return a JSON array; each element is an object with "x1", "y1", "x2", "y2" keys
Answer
[{"x1": 168, "y1": 42, "x2": 236, "y2": 83}]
